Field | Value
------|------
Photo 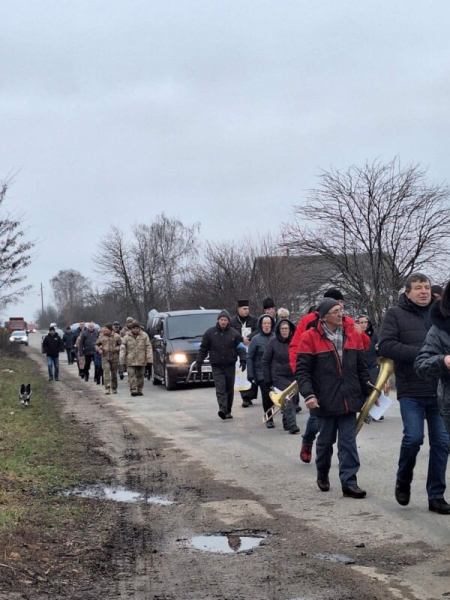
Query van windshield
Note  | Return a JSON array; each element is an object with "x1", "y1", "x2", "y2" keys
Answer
[{"x1": 167, "y1": 314, "x2": 218, "y2": 340}]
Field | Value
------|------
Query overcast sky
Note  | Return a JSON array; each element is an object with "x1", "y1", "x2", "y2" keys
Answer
[{"x1": 2, "y1": 1, "x2": 450, "y2": 322}]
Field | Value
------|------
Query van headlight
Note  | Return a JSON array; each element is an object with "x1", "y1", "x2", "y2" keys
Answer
[{"x1": 170, "y1": 352, "x2": 188, "y2": 364}]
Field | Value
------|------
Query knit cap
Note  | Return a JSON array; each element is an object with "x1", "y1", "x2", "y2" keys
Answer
[{"x1": 317, "y1": 298, "x2": 340, "y2": 319}]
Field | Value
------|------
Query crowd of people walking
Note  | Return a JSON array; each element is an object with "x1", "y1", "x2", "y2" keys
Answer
[{"x1": 40, "y1": 273, "x2": 450, "y2": 513}]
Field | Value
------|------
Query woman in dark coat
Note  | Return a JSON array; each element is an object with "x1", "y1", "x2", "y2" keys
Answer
[
  {"x1": 247, "y1": 314, "x2": 275, "y2": 428},
  {"x1": 262, "y1": 319, "x2": 300, "y2": 434},
  {"x1": 415, "y1": 281, "x2": 450, "y2": 434},
  {"x1": 357, "y1": 315, "x2": 379, "y2": 384}
]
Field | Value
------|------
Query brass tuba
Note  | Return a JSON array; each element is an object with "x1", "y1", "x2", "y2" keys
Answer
[{"x1": 356, "y1": 357, "x2": 394, "y2": 434}]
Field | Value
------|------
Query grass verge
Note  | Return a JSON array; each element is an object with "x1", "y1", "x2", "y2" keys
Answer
[{"x1": 0, "y1": 349, "x2": 118, "y2": 596}]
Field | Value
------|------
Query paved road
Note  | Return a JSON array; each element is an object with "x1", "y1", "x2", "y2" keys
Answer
[{"x1": 31, "y1": 334, "x2": 450, "y2": 599}]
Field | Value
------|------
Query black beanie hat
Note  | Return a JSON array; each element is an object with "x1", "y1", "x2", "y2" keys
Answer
[
  {"x1": 49, "y1": 326, "x2": 55, "y2": 331},
  {"x1": 237, "y1": 299, "x2": 249, "y2": 307},
  {"x1": 104, "y1": 323, "x2": 113, "y2": 331},
  {"x1": 317, "y1": 298, "x2": 340, "y2": 319},
  {"x1": 262, "y1": 297, "x2": 275, "y2": 309},
  {"x1": 131, "y1": 321, "x2": 140, "y2": 328},
  {"x1": 431, "y1": 285, "x2": 443, "y2": 295},
  {"x1": 324, "y1": 288, "x2": 344, "y2": 301}
]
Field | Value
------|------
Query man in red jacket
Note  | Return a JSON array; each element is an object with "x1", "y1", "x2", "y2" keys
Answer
[
  {"x1": 296, "y1": 298, "x2": 371, "y2": 498},
  {"x1": 289, "y1": 288, "x2": 369, "y2": 464}
]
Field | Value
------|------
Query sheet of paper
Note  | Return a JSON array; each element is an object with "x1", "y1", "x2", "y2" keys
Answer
[{"x1": 368, "y1": 393, "x2": 392, "y2": 420}]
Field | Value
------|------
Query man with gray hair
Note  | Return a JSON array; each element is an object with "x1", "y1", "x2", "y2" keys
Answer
[{"x1": 277, "y1": 307, "x2": 290, "y2": 320}]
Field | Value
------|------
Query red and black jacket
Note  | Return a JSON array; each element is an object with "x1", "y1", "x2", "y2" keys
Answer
[{"x1": 295, "y1": 319, "x2": 371, "y2": 417}]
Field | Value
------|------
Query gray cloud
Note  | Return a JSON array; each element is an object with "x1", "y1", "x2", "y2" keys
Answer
[{"x1": 1, "y1": 0, "x2": 449, "y2": 319}]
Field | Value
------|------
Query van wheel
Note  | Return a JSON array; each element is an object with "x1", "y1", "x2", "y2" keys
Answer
[{"x1": 164, "y1": 366, "x2": 177, "y2": 391}]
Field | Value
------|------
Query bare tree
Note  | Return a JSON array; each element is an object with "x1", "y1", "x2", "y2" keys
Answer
[
  {"x1": 93, "y1": 226, "x2": 143, "y2": 319},
  {"x1": 151, "y1": 214, "x2": 199, "y2": 311},
  {"x1": 0, "y1": 179, "x2": 34, "y2": 310},
  {"x1": 50, "y1": 269, "x2": 91, "y2": 323},
  {"x1": 283, "y1": 159, "x2": 450, "y2": 326}
]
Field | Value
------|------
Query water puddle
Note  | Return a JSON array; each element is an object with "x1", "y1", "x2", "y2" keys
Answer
[
  {"x1": 190, "y1": 532, "x2": 266, "y2": 554},
  {"x1": 63, "y1": 485, "x2": 173, "y2": 505},
  {"x1": 313, "y1": 552, "x2": 356, "y2": 564}
]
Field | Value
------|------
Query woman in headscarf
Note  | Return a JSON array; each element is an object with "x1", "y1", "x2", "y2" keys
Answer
[
  {"x1": 263, "y1": 319, "x2": 300, "y2": 434},
  {"x1": 247, "y1": 314, "x2": 275, "y2": 428}
]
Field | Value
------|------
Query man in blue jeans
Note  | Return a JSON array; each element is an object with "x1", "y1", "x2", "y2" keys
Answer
[
  {"x1": 42, "y1": 326, "x2": 63, "y2": 381},
  {"x1": 379, "y1": 273, "x2": 450, "y2": 514}
]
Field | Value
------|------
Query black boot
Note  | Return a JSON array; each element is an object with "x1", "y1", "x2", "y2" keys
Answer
[
  {"x1": 342, "y1": 485, "x2": 367, "y2": 499},
  {"x1": 395, "y1": 481, "x2": 411, "y2": 506},
  {"x1": 317, "y1": 471, "x2": 330, "y2": 492},
  {"x1": 429, "y1": 498, "x2": 450, "y2": 514}
]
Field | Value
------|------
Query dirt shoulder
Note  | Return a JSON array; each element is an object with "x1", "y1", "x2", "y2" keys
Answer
[{"x1": 1, "y1": 347, "x2": 430, "y2": 599}]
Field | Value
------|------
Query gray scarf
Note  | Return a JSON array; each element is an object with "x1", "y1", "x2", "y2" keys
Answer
[{"x1": 322, "y1": 323, "x2": 344, "y2": 362}]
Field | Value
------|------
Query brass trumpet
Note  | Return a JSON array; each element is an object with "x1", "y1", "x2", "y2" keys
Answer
[
  {"x1": 263, "y1": 382, "x2": 299, "y2": 423},
  {"x1": 356, "y1": 357, "x2": 394, "y2": 434}
]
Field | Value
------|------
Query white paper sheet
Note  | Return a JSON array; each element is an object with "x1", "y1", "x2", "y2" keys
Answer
[{"x1": 368, "y1": 393, "x2": 392, "y2": 420}]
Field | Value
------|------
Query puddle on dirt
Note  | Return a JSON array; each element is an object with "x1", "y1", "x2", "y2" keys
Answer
[
  {"x1": 190, "y1": 533, "x2": 266, "y2": 554},
  {"x1": 313, "y1": 552, "x2": 356, "y2": 564},
  {"x1": 63, "y1": 485, "x2": 174, "y2": 505}
]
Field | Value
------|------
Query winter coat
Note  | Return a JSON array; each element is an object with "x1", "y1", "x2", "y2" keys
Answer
[
  {"x1": 94, "y1": 352, "x2": 103, "y2": 368},
  {"x1": 289, "y1": 312, "x2": 368, "y2": 372},
  {"x1": 230, "y1": 314, "x2": 259, "y2": 341},
  {"x1": 79, "y1": 329, "x2": 99, "y2": 357},
  {"x1": 120, "y1": 325, "x2": 132, "y2": 338},
  {"x1": 247, "y1": 315, "x2": 275, "y2": 382},
  {"x1": 378, "y1": 294, "x2": 436, "y2": 399},
  {"x1": 62, "y1": 331, "x2": 75, "y2": 350},
  {"x1": 415, "y1": 301, "x2": 450, "y2": 431},
  {"x1": 197, "y1": 311, "x2": 247, "y2": 367},
  {"x1": 296, "y1": 319, "x2": 371, "y2": 418},
  {"x1": 119, "y1": 331, "x2": 153, "y2": 367},
  {"x1": 42, "y1": 334, "x2": 64, "y2": 358},
  {"x1": 95, "y1": 332, "x2": 122, "y2": 362},
  {"x1": 262, "y1": 319, "x2": 296, "y2": 389}
]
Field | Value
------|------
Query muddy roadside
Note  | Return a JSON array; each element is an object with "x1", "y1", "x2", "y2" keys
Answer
[{"x1": 4, "y1": 347, "x2": 434, "y2": 599}]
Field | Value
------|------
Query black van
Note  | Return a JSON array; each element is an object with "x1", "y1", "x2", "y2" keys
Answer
[{"x1": 148, "y1": 309, "x2": 220, "y2": 390}]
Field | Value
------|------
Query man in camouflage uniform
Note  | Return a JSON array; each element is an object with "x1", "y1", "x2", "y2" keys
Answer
[
  {"x1": 119, "y1": 321, "x2": 153, "y2": 397},
  {"x1": 95, "y1": 324, "x2": 122, "y2": 394},
  {"x1": 120, "y1": 317, "x2": 134, "y2": 338}
]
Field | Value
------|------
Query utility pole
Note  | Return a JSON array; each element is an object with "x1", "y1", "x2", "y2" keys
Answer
[{"x1": 40, "y1": 283, "x2": 44, "y2": 314}]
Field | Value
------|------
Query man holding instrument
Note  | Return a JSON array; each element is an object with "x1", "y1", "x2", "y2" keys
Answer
[
  {"x1": 379, "y1": 273, "x2": 450, "y2": 514},
  {"x1": 296, "y1": 298, "x2": 371, "y2": 498}
]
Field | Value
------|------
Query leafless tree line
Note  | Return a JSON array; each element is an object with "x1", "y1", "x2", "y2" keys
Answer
[{"x1": 35, "y1": 159, "x2": 450, "y2": 329}]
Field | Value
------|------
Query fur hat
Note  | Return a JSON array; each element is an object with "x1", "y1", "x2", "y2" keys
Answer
[
  {"x1": 262, "y1": 297, "x2": 275, "y2": 309},
  {"x1": 324, "y1": 288, "x2": 344, "y2": 301},
  {"x1": 131, "y1": 321, "x2": 141, "y2": 328},
  {"x1": 237, "y1": 299, "x2": 249, "y2": 307},
  {"x1": 317, "y1": 298, "x2": 340, "y2": 319}
]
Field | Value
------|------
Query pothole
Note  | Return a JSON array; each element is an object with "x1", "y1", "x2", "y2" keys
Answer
[
  {"x1": 312, "y1": 552, "x2": 356, "y2": 564},
  {"x1": 189, "y1": 532, "x2": 267, "y2": 554},
  {"x1": 63, "y1": 485, "x2": 174, "y2": 505}
]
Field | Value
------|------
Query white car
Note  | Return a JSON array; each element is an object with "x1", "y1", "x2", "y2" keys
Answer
[{"x1": 10, "y1": 330, "x2": 29, "y2": 346}]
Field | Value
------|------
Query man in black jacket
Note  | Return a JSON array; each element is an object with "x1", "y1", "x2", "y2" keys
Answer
[
  {"x1": 230, "y1": 299, "x2": 258, "y2": 408},
  {"x1": 42, "y1": 326, "x2": 64, "y2": 381},
  {"x1": 80, "y1": 322, "x2": 99, "y2": 382},
  {"x1": 379, "y1": 273, "x2": 450, "y2": 514},
  {"x1": 196, "y1": 310, "x2": 247, "y2": 420}
]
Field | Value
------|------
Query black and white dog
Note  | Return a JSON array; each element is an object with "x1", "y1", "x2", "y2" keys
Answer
[{"x1": 19, "y1": 384, "x2": 32, "y2": 407}]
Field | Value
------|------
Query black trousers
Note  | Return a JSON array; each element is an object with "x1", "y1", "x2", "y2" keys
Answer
[
  {"x1": 258, "y1": 381, "x2": 274, "y2": 421},
  {"x1": 66, "y1": 349, "x2": 74, "y2": 364},
  {"x1": 212, "y1": 365, "x2": 235, "y2": 414},
  {"x1": 84, "y1": 354, "x2": 94, "y2": 379}
]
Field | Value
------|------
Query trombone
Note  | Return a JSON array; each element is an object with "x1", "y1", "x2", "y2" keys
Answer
[
  {"x1": 263, "y1": 382, "x2": 299, "y2": 423},
  {"x1": 264, "y1": 357, "x2": 394, "y2": 432}
]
